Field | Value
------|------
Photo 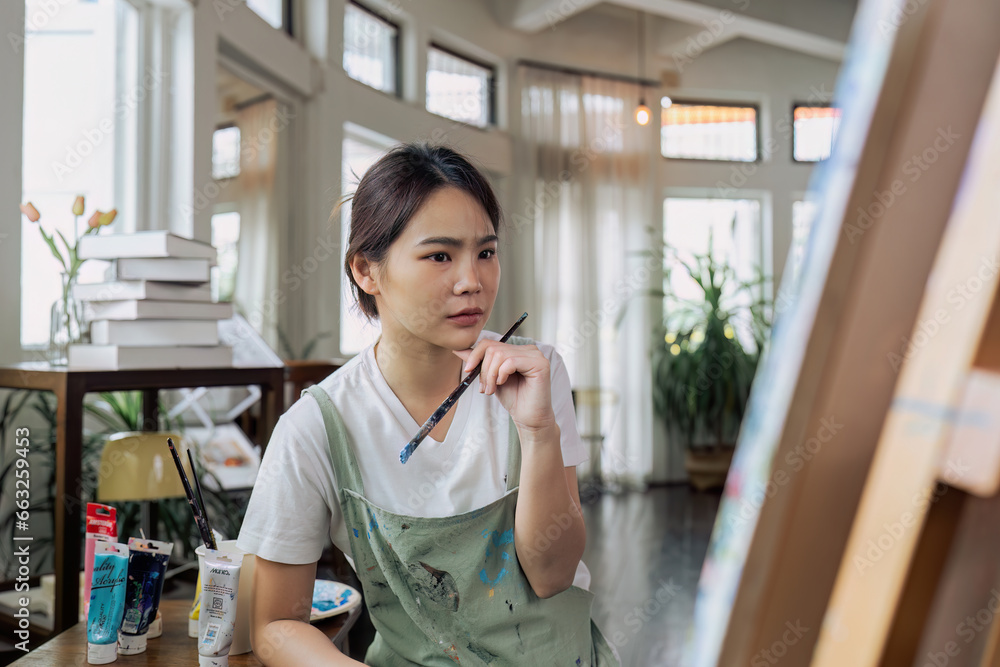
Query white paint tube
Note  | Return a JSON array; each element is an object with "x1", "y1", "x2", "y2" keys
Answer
[{"x1": 197, "y1": 549, "x2": 242, "y2": 667}]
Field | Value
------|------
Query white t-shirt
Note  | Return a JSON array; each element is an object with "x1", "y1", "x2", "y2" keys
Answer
[{"x1": 236, "y1": 330, "x2": 592, "y2": 590}]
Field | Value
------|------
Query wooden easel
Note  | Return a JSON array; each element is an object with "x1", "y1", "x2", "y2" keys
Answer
[
  {"x1": 687, "y1": 0, "x2": 1000, "y2": 664},
  {"x1": 812, "y1": 48, "x2": 1000, "y2": 667}
]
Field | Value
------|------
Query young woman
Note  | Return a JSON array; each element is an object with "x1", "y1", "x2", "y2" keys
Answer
[{"x1": 237, "y1": 143, "x2": 619, "y2": 666}]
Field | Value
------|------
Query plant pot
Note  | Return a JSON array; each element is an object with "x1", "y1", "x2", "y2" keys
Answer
[{"x1": 685, "y1": 446, "x2": 735, "y2": 492}]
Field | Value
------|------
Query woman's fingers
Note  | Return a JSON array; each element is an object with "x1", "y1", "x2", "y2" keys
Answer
[{"x1": 454, "y1": 340, "x2": 545, "y2": 395}]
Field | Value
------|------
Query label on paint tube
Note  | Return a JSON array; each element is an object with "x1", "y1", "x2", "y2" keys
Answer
[
  {"x1": 201, "y1": 622, "x2": 222, "y2": 650},
  {"x1": 87, "y1": 504, "x2": 118, "y2": 539}
]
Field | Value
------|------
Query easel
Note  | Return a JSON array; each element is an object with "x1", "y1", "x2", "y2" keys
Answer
[
  {"x1": 812, "y1": 48, "x2": 1000, "y2": 667},
  {"x1": 686, "y1": 0, "x2": 1000, "y2": 664}
]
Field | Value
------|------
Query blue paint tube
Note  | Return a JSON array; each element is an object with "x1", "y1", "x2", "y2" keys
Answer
[
  {"x1": 87, "y1": 541, "x2": 129, "y2": 665},
  {"x1": 118, "y1": 537, "x2": 174, "y2": 655}
]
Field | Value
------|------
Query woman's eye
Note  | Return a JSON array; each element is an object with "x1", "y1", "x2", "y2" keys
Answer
[
  {"x1": 480, "y1": 248, "x2": 496, "y2": 259},
  {"x1": 428, "y1": 253, "x2": 449, "y2": 262}
]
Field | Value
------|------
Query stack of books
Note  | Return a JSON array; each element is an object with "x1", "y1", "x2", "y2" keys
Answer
[{"x1": 68, "y1": 231, "x2": 234, "y2": 370}]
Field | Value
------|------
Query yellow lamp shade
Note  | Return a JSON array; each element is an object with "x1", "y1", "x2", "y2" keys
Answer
[{"x1": 96, "y1": 432, "x2": 194, "y2": 503}]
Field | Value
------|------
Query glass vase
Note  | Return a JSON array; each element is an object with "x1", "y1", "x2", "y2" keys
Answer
[{"x1": 48, "y1": 272, "x2": 89, "y2": 366}]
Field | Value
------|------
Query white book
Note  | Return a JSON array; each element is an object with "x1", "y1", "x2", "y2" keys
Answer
[
  {"x1": 110, "y1": 258, "x2": 211, "y2": 283},
  {"x1": 78, "y1": 231, "x2": 217, "y2": 262},
  {"x1": 68, "y1": 344, "x2": 233, "y2": 370},
  {"x1": 90, "y1": 320, "x2": 220, "y2": 346},
  {"x1": 84, "y1": 300, "x2": 234, "y2": 321},
  {"x1": 74, "y1": 280, "x2": 211, "y2": 303}
]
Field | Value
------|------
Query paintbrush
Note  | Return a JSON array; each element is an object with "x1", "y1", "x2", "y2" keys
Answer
[
  {"x1": 187, "y1": 449, "x2": 218, "y2": 551},
  {"x1": 166, "y1": 437, "x2": 215, "y2": 550},
  {"x1": 399, "y1": 312, "x2": 528, "y2": 464}
]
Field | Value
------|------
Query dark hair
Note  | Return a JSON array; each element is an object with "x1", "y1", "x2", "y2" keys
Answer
[{"x1": 343, "y1": 142, "x2": 503, "y2": 319}]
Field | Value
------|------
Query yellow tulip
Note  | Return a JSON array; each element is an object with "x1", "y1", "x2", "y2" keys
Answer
[
  {"x1": 72, "y1": 196, "x2": 85, "y2": 216},
  {"x1": 88, "y1": 211, "x2": 103, "y2": 229},
  {"x1": 19, "y1": 202, "x2": 40, "y2": 222},
  {"x1": 99, "y1": 209, "x2": 118, "y2": 226}
]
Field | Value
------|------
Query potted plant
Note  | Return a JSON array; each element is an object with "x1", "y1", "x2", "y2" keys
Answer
[{"x1": 652, "y1": 242, "x2": 771, "y2": 491}]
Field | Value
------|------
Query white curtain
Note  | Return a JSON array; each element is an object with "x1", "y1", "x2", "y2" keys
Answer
[
  {"x1": 514, "y1": 66, "x2": 661, "y2": 489},
  {"x1": 234, "y1": 97, "x2": 285, "y2": 349}
]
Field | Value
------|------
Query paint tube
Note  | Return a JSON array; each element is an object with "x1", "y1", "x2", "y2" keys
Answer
[
  {"x1": 198, "y1": 549, "x2": 242, "y2": 667},
  {"x1": 87, "y1": 541, "x2": 128, "y2": 665},
  {"x1": 83, "y1": 504, "x2": 117, "y2": 620},
  {"x1": 190, "y1": 529, "x2": 222, "y2": 638},
  {"x1": 118, "y1": 537, "x2": 173, "y2": 654},
  {"x1": 189, "y1": 570, "x2": 202, "y2": 638}
]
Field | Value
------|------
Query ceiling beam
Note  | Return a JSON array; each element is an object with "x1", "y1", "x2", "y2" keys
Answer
[
  {"x1": 502, "y1": 0, "x2": 846, "y2": 61},
  {"x1": 499, "y1": 0, "x2": 604, "y2": 32}
]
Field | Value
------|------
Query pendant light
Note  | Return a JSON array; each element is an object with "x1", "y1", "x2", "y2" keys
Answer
[{"x1": 635, "y1": 11, "x2": 651, "y2": 126}]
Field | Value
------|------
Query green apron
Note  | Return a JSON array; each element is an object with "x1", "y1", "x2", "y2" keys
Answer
[{"x1": 304, "y1": 380, "x2": 620, "y2": 666}]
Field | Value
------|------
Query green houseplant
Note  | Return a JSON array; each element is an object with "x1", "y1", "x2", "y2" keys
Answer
[{"x1": 652, "y1": 243, "x2": 771, "y2": 491}]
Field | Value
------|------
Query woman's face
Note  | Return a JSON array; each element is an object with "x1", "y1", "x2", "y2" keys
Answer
[{"x1": 373, "y1": 186, "x2": 500, "y2": 352}]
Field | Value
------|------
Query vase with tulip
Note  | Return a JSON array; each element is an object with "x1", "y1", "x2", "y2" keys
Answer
[{"x1": 19, "y1": 198, "x2": 117, "y2": 366}]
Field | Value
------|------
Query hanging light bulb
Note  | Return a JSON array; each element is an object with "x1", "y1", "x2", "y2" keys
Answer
[
  {"x1": 635, "y1": 100, "x2": 651, "y2": 126},
  {"x1": 634, "y1": 11, "x2": 650, "y2": 126}
]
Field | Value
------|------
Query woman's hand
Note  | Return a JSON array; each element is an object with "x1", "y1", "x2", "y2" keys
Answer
[{"x1": 453, "y1": 341, "x2": 556, "y2": 432}]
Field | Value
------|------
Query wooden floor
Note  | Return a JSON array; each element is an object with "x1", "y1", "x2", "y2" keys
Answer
[{"x1": 582, "y1": 484, "x2": 721, "y2": 667}]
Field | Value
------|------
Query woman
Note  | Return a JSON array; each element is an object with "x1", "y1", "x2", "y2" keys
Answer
[{"x1": 237, "y1": 143, "x2": 619, "y2": 666}]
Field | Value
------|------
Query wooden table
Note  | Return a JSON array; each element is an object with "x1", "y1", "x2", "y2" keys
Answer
[
  {"x1": 0, "y1": 363, "x2": 285, "y2": 637},
  {"x1": 8, "y1": 598, "x2": 359, "y2": 665}
]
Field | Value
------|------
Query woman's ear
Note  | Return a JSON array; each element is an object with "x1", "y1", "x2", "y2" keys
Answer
[{"x1": 350, "y1": 254, "x2": 380, "y2": 297}]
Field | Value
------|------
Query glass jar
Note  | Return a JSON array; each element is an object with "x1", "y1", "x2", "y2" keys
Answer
[{"x1": 48, "y1": 272, "x2": 89, "y2": 366}]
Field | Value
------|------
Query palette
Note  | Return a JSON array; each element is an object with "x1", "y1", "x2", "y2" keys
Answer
[{"x1": 310, "y1": 579, "x2": 362, "y2": 621}]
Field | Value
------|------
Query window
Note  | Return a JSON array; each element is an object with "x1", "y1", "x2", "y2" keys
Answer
[
  {"x1": 793, "y1": 105, "x2": 842, "y2": 162},
  {"x1": 343, "y1": 1, "x2": 399, "y2": 95},
  {"x1": 340, "y1": 130, "x2": 390, "y2": 355},
  {"x1": 661, "y1": 102, "x2": 758, "y2": 162},
  {"x1": 426, "y1": 45, "x2": 495, "y2": 128},
  {"x1": 663, "y1": 197, "x2": 763, "y2": 350},
  {"x1": 21, "y1": 0, "x2": 139, "y2": 348},
  {"x1": 212, "y1": 126, "x2": 241, "y2": 180},
  {"x1": 211, "y1": 211, "x2": 240, "y2": 303},
  {"x1": 246, "y1": 0, "x2": 287, "y2": 32}
]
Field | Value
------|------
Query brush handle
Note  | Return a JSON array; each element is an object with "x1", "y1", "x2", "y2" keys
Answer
[
  {"x1": 167, "y1": 438, "x2": 215, "y2": 550},
  {"x1": 400, "y1": 312, "x2": 528, "y2": 464},
  {"x1": 187, "y1": 449, "x2": 218, "y2": 550}
]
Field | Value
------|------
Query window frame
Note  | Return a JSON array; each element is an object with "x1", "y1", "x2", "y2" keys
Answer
[
  {"x1": 426, "y1": 42, "x2": 497, "y2": 128},
  {"x1": 790, "y1": 102, "x2": 841, "y2": 163},
  {"x1": 662, "y1": 187, "x2": 774, "y2": 322},
  {"x1": 660, "y1": 99, "x2": 762, "y2": 164},
  {"x1": 345, "y1": 0, "x2": 402, "y2": 97}
]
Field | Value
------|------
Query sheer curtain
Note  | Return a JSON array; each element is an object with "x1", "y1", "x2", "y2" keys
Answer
[
  {"x1": 234, "y1": 97, "x2": 285, "y2": 349},
  {"x1": 514, "y1": 66, "x2": 658, "y2": 489}
]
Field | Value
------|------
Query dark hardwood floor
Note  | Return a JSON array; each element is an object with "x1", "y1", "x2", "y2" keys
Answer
[{"x1": 582, "y1": 484, "x2": 722, "y2": 667}]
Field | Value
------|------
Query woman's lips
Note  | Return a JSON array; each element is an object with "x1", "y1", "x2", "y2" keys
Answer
[{"x1": 447, "y1": 312, "x2": 483, "y2": 326}]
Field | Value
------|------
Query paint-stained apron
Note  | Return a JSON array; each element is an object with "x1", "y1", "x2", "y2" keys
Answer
[{"x1": 303, "y1": 383, "x2": 620, "y2": 666}]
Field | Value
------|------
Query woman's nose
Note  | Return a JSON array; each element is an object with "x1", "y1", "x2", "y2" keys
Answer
[{"x1": 453, "y1": 257, "x2": 482, "y2": 294}]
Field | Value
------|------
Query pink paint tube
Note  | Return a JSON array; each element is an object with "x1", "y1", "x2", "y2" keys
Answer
[{"x1": 84, "y1": 504, "x2": 117, "y2": 620}]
